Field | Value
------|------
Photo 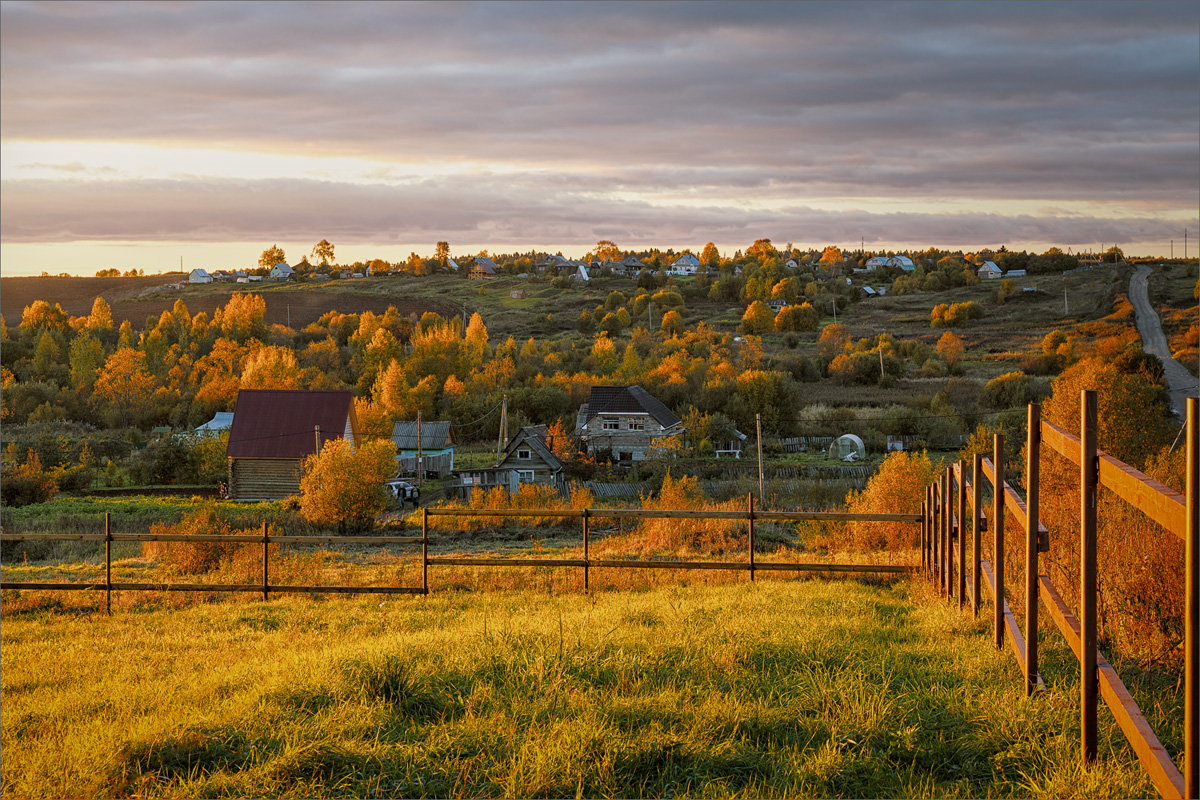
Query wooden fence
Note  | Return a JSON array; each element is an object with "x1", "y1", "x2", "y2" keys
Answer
[
  {"x1": 0, "y1": 499, "x2": 920, "y2": 612},
  {"x1": 923, "y1": 394, "x2": 1197, "y2": 799}
]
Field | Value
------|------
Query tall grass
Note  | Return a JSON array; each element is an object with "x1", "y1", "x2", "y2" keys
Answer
[{"x1": 1, "y1": 580, "x2": 1172, "y2": 798}]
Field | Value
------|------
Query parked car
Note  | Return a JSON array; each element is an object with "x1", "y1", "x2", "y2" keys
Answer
[{"x1": 386, "y1": 480, "x2": 420, "y2": 507}]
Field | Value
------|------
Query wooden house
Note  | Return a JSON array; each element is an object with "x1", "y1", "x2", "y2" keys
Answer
[
  {"x1": 188, "y1": 268, "x2": 213, "y2": 284},
  {"x1": 457, "y1": 425, "x2": 564, "y2": 498},
  {"x1": 575, "y1": 385, "x2": 683, "y2": 462},
  {"x1": 269, "y1": 262, "x2": 295, "y2": 280},
  {"x1": 976, "y1": 261, "x2": 1002, "y2": 280},
  {"x1": 391, "y1": 420, "x2": 455, "y2": 477},
  {"x1": 468, "y1": 256, "x2": 499, "y2": 279},
  {"x1": 225, "y1": 389, "x2": 358, "y2": 500}
]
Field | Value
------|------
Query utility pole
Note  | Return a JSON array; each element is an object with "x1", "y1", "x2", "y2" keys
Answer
[
  {"x1": 1063, "y1": 273, "x2": 1069, "y2": 316},
  {"x1": 832, "y1": 298, "x2": 837, "y2": 324},
  {"x1": 755, "y1": 413, "x2": 764, "y2": 504},
  {"x1": 496, "y1": 395, "x2": 508, "y2": 464},
  {"x1": 314, "y1": 425, "x2": 322, "y2": 456},
  {"x1": 416, "y1": 411, "x2": 423, "y2": 489},
  {"x1": 878, "y1": 346, "x2": 885, "y2": 380}
]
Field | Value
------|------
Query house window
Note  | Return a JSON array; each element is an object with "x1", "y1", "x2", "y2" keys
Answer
[
  {"x1": 517, "y1": 448, "x2": 532, "y2": 460},
  {"x1": 618, "y1": 451, "x2": 633, "y2": 461},
  {"x1": 628, "y1": 420, "x2": 644, "y2": 431},
  {"x1": 602, "y1": 420, "x2": 619, "y2": 431},
  {"x1": 518, "y1": 470, "x2": 535, "y2": 483}
]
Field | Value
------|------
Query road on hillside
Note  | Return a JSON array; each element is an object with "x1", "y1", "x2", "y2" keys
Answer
[{"x1": 1129, "y1": 264, "x2": 1198, "y2": 419}]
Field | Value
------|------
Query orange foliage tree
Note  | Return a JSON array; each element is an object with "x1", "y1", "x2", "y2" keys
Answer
[
  {"x1": 299, "y1": 438, "x2": 398, "y2": 531},
  {"x1": 845, "y1": 450, "x2": 936, "y2": 553}
]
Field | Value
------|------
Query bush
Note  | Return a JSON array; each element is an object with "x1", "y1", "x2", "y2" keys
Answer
[
  {"x1": 930, "y1": 301, "x2": 983, "y2": 327},
  {"x1": 142, "y1": 504, "x2": 260, "y2": 575},
  {"x1": 0, "y1": 450, "x2": 58, "y2": 507},
  {"x1": 299, "y1": 438, "x2": 398, "y2": 531},
  {"x1": 980, "y1": 371, "x2": 1047, "y2": 409},
  {"x1": 845, "y1": 450, "x2": 936, "y2": 552},
  {"x1": 774, "y1": 303, "x2": 818, "y2": 332}
]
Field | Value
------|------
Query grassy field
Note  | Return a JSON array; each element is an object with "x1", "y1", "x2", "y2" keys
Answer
[{"x1": 0, "y1": 579, "x2": 1174, "y2": 799}]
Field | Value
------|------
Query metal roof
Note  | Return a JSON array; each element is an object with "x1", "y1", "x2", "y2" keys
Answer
[
  {"x1": 391, "y1": 420, "x2": 454, "y2": 450},
  {"x1": 583, "y1": 385, "x2": 681, "y2": 429},
  {"x1": 226, "y1": 390, "x2": 356, "y2": 459}
]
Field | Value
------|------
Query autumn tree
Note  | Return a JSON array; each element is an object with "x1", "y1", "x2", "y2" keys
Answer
[
  {"x1": 259, "y1": 244, "x2": 286, "y2": 270},
  {"x1": 591, "y1": 240, "x2": 621, "y2": 262},
  {"x1": 240, "y1": 345, "x2": 300, "y2": 390},
  {"x1": 819, "y1": 246, "x2": 843, "y2": 267},
  {"x1": 700, "y1": 241, "x2": 720, "y2": 269},
  {"x1": 93, "y1": 347, "x2": 156, "y2": 427},
  {"x1": 85, "y1": 297, "x2": 113, "y2": 331},
  {"x1": 312, "y1": 239, "x2": 336, "y2": 266},
  {"x1": 846, "y1": 450, "x2": 936, "y2": 550},
  {"x1": 435, "y1": 241, "x2": 451, "y2": 270},
  {"x1": 739, "y1": 300, "x2": 774, "y2": 334},
  {"x1": 299, "y1": 438, "x2": 398, "y2": 531},
  {"x1": 774, "y1": 303, "x2": 818, "y2": 332},
  {"x1": 935, "y1": 330, "x2": 965, "y2": 370}
]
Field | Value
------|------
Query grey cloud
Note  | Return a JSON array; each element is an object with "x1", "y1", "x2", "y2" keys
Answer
[{"x1": 2, "y1": 176, "x2": 1192, "y2": 252}]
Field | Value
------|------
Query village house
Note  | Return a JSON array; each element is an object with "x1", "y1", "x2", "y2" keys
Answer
[
  {"x1": 976, "y1": 261, "x2": 1002, "y2": 280},
  {"x1": 269, "y1": 262, "x2": 295, "y2": 280},
  {"x1": 391, "y1": 420, "x2": 455, "y2": 477},
  {"x1": 468, "y1": 256, "x2": 498, "y2": 279},
  {"x1": 225, "y1": 389, "x2": 358, "y2": 501},
  {"x1": 666, "y1": 253, "x2": 701, "y2": 276},
  {"x1": 191, "y1": 411, "x2": 234, "y2": 438},
  {"x1": 187, "y1": 268, "x2": 213, "y2": 284},
  {"x1": 457, "y1": 425, "x2": 564, "y2": 498},
  {"x1": 575, "y1": 385, "x2": 683, "y2": 462}
]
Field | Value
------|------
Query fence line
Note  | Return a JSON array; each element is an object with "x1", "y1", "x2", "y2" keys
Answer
[
  {"x1": 1, "y1": 500, "x2": 920, "y2": 607},
  {"x1": 922, "y1": 394, "x2": 1197, "y2": 799}
]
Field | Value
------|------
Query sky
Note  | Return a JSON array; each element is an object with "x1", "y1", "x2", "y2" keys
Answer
[{"x1": 1, "y1": 0, "x2": 1197, "y2": 276}]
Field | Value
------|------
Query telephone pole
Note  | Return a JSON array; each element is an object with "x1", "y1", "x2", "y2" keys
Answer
[
  {"x1": 416, "y1": 411, "x2": 423, "y2": 489},
  {"x1": 496, "y1": 395, "x2": 508, "y2": 464}
]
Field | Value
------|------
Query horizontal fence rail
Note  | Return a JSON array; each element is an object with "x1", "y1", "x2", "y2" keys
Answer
[
  {"x1": 922, "y1": 395, "x2": 1197, "y2": 799},
  {"x1": 1, "y1": 500, "x2": 920, "y2": 609}
]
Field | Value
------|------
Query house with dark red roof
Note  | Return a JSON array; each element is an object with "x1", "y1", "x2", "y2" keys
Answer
[
  {"x1": 574, "y1": 385, "x2": 683, "y2": 462},
  {"x1": 225, "y1": 389, "x2": 359, "y2": 500}
]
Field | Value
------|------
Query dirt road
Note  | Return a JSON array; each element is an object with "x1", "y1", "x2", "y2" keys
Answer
[{"x1": 1129, "y1": 264, "x2": 1198, "y2": 418}]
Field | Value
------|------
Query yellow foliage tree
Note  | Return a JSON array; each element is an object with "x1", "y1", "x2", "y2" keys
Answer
[
  {"x1": 240, "y1": 345, "x2": 300, "y2": 389},
  {"x1": 299, "y1": 438, "x2": 398, "y2": 531}
]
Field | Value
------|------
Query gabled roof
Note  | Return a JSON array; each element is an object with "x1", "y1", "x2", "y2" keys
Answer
[
  {"x1": 226, "y1": 389, "x2": 357, "y2": 459},
  {"x1": 189, "y1": 268, "x2": 211, "y2": 278},
  {"x1": 471, "y1": 256, "x2": 498, "y2": 274},
  {"x1": 670, "y1": 253, "x2": 700, "y2": 267},
  {"x1": 391, "y1": 420, "x2": 454, "y2": 450},
  {"x1": 582, "y1": 385, "x2": 681, "y2": 429},
  {"x1": 194, "y1": 411, "x2": 234, "y2": 432},
  {"x1": 501, "y1": 425, "x2": 563, "y2": 471}
]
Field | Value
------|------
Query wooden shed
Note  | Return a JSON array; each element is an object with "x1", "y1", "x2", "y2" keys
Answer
[{"x1": 225, "y1": 389, "x2": 358, "y2": 500}]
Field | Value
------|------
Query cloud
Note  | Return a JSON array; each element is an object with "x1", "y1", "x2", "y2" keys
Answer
[
  {"x1": 2, "y1": 176, "x2": 1192, "y2": 253},
  {"x1": 1, "y1": 1, "x2": 1196, "y2": 250}
]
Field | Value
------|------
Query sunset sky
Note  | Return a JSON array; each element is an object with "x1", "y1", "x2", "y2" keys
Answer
[{"x1": 2, "y1": 0, "x2": 1197, "y2": 276}]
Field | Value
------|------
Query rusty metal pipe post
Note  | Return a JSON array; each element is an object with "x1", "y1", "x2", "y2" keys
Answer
[
  {"x1": 958, "y1": 459, "x2": 967, "y2": 609},
  {"x1": 105, "y1": 512, "x2": 112, "y2": 616}
]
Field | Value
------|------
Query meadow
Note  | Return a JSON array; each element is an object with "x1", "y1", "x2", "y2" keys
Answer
[{"x1": 0, "y1": 578, "x2": 1176, "y2": 799}]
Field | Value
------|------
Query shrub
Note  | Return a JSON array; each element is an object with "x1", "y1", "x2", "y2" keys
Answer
[
  {"x1": 845, "y1": 450, "x2": 936, "y2": 552},
  {"x1": 142, "y1": 505, "x2": 260, "y2": 575},
  {"x1": 0, "y1": 450, "x2": 58, "y2": 507},
  {"x1": 299, "y1": 438, "x2": 398, "y2": 531},
  {"x1": 774, "y1": 303, "x2": 818, "y2": 332},
  {"x1": 930, "y1": 301, "x2": 983, "y2": 327},
  {"x1": 739, "y1": 301, "x2": 774, "y2": 334},
  {"x1": 980, "y1": 371, "x2": 1047, "y2": 409}
]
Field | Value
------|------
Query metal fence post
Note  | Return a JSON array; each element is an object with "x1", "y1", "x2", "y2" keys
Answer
[
  {"x1": 583, "y1": 509, "x2": 590, "y2": 592},
  {"x1": 972, "y1": 453, "x2": 982, "y2": 618},
  {"x1": 1080, "y1": 390, "x2": 1098, "y2": 762},
  {"x1": 993, "y1": 433, "x2": 1004, "y2": 651},
  {"x1": 943, "y1": 469, "x2": 952, "y2": 597},
  {"x1": 1026, "y1": 403, "x2": 1041, "y2": 696}
]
